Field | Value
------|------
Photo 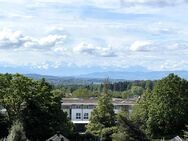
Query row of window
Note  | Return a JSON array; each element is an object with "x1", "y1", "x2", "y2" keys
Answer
[
  {"x1": 114, "y1": 105, "x2": 128, "y2": 109},
  {"x1": 63, "y1": 105, "x2": 128, "y2": 109},
  {"x1": 76, "y1": 113, "x2": 89, "y2": 119},
  {"x1": 62, "y1": 105, "x2": 96, "y2": 109}
]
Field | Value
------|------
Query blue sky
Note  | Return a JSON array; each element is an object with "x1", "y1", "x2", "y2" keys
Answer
[{"x1": 0, "y1": 0, "x2": 188, "y2": 76}]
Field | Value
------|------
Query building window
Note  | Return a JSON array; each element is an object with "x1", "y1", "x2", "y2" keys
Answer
[
  {"x1": 76, "y1": 113, "x2": 81, "y2": 119},
  {"x1": 83, "y1": 105, "x2": 89, "y2": 109},
  {"x1": 114, "y1": 105, "x2": 120, "y2": 109},
  {"x1": 76, "y1": 105, "x2": 82, "y2": 109},
  {"x1": 71, "y1": 105, "x2": 76, "y2": 109},
  {"x1": 88, "y1": 105, "x2": 95, "y2": 109},
  {"x1": 84, "y1": 113, "x2": 89, "y2": 119}
]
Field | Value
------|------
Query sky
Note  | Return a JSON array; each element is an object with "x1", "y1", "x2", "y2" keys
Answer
[{"x1": 0, "y1": 0, "x2": 188, "y2": 76}]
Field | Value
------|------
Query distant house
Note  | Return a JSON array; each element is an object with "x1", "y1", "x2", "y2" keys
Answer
[
  {"x1": 61, "y1": 97, "x2": 136, "y2": 132},
  {"x1": 46, "y1": 133, "x2": 70, "y2": 141},
  {"x1": 171, "y1": 136, "x2": 184, "y2": 141}
]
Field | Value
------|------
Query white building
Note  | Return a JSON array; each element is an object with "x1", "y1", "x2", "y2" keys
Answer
[{"x1": 61, "y1": 97, "x2": 136, "y2": 125}]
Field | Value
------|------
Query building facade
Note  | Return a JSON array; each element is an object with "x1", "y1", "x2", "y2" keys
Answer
[{"x1": 61, "y1": 97, "x2": 136, "y2": 125}]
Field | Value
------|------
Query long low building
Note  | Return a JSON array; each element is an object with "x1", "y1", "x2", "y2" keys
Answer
[{"x1": 61, "y1": 97, "x2": 136, "y2": 125}]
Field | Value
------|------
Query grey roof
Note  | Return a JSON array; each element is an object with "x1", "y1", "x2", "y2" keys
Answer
[
  {"x1": 61, "y1": 97, "x2": 136, "y2": 105},
  {"x1": 46, "y1": 134, "x2": 70, "y2": 141},
  {"x1": 171, "y1": 136, "x2": 184, "y2": 141}
]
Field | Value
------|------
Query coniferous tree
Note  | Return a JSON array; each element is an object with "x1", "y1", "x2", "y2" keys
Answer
[
  {"x1": 131, "y1": 89, "x2": 152, "y2": 132},
  {"x1": 86, "y1": 94, "x2": 116, "y2": 140},
  {"x1": 86, "y1": 79, "x2": 116, "y2": 141}
]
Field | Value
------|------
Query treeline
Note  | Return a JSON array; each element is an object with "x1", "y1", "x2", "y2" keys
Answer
[
  {"x1": 108, "y1": 80, "x2": 155, "y2": 91},
  {"x1": 53, "y1": 80, "x2": 156, "y2": 98}
]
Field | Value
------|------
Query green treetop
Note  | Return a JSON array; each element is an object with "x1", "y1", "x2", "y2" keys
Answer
[
  {"x1": 112, "y1": 110, "x2": 149, "y2": 141},
  {"x1": 86, "y1": 79, "x2": 116, "y2": 141},
  {"x1": 0, "y1": 74, "x2": 74, "y2": 141},
  {"x1": 131, "y1": 74, "x2": 188, "y2": 139}
]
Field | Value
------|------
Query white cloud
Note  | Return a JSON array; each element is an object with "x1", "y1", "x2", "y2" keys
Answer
[
  {"x1": 47, "y1": 27, "x2": 67, "y2": 35},
  {"x1": 73, "y1": 42, "x2": 96, "y2": 54},
  {"x1": 38, "y1": 35, "x2": 67, "y2": 47},
  {"x1": 0, "y1": 28, "x2": 67, "y2": 49},
  {"x1": 0, "y1": 28, "x2": 26, "y2": 49},
  {"x1": 73, "y1": 42, "x2": 116, "y2": 57},
  {"x1": 160, "y1": 60, "x2": 188, "y2": 70},
  {"x1": 129, "y1": 40, "x2": 153, "y2": 51}
]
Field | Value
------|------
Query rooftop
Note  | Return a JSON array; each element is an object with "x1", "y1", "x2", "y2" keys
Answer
[
  {"x1": 171, "y1": 136, "x2": 184, "y2": 141},
  {"x1": 61, "y1": 97, "x2": 137, "y2": 106},
  {"x1": 46, "y1": 134, "x2": 70, "y2": 141}
]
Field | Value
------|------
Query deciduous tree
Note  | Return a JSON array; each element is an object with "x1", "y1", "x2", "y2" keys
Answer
[{"x1": 131, "y1": 74, "x2": 188, "y2": 139}]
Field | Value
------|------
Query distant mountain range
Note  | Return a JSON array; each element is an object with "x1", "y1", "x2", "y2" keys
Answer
[
  {"x1": 25, "y1": 71, "x2": 188, "y2": 85},
  {"x1": 25, "y1": 74, "x2": 108, "y2": 85},
  {"x1": 79, "y1": 71, "x2": 188, "y2": 80}
]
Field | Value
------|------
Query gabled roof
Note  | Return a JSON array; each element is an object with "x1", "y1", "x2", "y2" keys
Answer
[
  {"x1": 171, "y1": 136, "x2": 184, "y2": 141},
  {"x1": 46, "y1": 134, "x2": 70, "y2": 141}
]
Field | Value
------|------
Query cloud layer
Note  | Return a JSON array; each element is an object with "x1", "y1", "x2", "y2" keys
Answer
[{"x1": 0, "y1": 0, "x2": 188, "y2": 74}]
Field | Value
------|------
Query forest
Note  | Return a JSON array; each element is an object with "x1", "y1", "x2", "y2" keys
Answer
[{"x1": 53, "y1": 79, "x2": 156, "y2": 99}]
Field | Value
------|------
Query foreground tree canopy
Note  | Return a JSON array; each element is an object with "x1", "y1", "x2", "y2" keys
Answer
[
  {"x1": 112, "y1": 111, "x2": 149, "y2": 141},
  {"x1": 0, "y1": 74, "x2": 73, "y2": 141},
  {"x1": 1, "y1": 73, "x2": 188, "y2": 141},
  {"x1": 131, "y1": 74, "x2": 188, "y2": 139}
]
